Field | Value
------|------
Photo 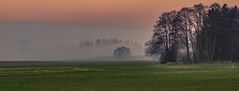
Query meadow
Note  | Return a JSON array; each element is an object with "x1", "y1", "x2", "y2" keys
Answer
[{"x1": 0, "y1": 61, "x2": 238, "y2": 91}]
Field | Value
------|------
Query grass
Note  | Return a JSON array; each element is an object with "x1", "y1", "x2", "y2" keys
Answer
[{"x1": 0, "y1": 61, "x2": 239, "y2": 91}]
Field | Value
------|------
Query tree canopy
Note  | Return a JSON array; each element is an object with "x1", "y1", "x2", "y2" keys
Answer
[
  {"x1": 146, "y1": 3, "x2": 239, "y2": 64},
  {"x1": 114, "y1": 47, "x2": 131, "y2": 59}
]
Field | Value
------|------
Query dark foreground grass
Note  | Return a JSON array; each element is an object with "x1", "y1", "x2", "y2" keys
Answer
[{"x1": 0, "y1": 61, "x2": 239, "y2": 91}]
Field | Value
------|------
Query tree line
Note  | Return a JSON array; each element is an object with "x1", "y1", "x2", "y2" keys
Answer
[
  {"x1": 80, "y1": 39, "x2": 141, "y2": 48},
  {"x1": 145, "y1": 3, "x2": 239, "y2": 64}
]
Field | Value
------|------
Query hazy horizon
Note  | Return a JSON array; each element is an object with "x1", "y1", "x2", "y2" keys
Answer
[{"x1": 0, "y1": 0, "x2": 238, "y2": 61}]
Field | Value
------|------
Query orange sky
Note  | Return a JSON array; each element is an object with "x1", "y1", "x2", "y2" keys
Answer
[{"x1": 0, "y1": 0, "x2": 238, "y2": 24}]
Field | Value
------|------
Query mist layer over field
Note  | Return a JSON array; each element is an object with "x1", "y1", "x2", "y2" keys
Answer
[{"x1": 0, "y1": 24, "x2": 146, "y2": 61}]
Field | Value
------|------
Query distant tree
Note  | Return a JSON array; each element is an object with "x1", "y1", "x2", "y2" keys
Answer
[
  {"x1": 146, "y1": 3, "x2": 239, "y2": 64},
  {"x1": 114, "y1": 47, "x2": 131, "y2": 59},
  {"x1": 177, "y1": 7, "x2": 194, "y2": 63},
  {"x1": 176, "y1": 4, "x2": 207, "y2": 63},
  {"x1": 145, "y1": 11, "x2": 180, "y2": 64},
  {"x1": 191, "y1": 3, "x2": 207, "y2": 63},
  {"x1": 79, "y1": 39, "x2": 142, "y2": 48},
  {"x1": 202, "y1": 3, "x2": 239, "y2": 62},
  {"x1": 95, "y1": 39, "x2": 102, "y2": 46}
]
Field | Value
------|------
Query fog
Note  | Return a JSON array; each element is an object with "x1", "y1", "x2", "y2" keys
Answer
[
  {"x1": 0, "y1": 23, "x2": 149, "y2": 61},
  {"x1": 0, "y1": 0, "x2": 234, "y2": 61}
]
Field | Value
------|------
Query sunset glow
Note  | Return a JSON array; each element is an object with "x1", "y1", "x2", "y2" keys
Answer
[{"x1": 0, "y1": 0, "x2": 238, "y2": 24}]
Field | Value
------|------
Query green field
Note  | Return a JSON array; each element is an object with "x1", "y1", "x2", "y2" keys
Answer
[{"x1": 0, "y1": 61, "x2": 239, "y2": 91}]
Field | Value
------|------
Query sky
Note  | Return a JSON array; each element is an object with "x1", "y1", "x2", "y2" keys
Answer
[{"x1": 0, "y1": 0, "x2": 238, "y2": 60}]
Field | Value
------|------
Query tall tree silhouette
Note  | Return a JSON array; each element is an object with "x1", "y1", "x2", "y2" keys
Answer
[
  {"x1": 146, "y1": 11, "x2": 180, "y2": 64},
  {"x1": 146, "y1": 3, "x2": 239, "y2": 64}
]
